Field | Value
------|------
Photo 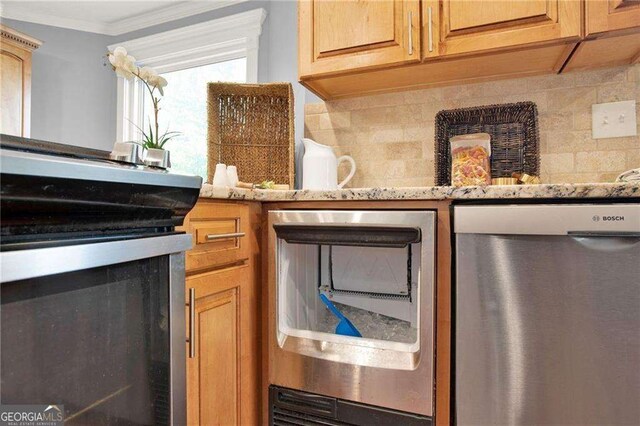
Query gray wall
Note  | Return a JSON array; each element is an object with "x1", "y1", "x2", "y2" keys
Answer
[
  {"x1": 2, "y1": 18, "x2": 117, "y2": 150},
  {"x1": 3, "y1": 0, "x2": 309, "y2": 159}
]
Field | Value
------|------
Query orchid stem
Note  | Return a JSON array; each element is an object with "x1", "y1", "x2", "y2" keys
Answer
[{"x1": 135, "y1": 68, "x2": 160, "y2": 148}]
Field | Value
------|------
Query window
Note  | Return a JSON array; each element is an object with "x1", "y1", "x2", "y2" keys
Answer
[
  {"x1": 109, "y1": 9, "x2": 266, "y2": 178},
  {"x1": 142, "y1": 59, "x2": 247, "y2": 177}
]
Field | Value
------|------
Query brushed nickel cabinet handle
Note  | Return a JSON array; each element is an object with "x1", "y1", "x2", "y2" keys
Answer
[
  {"x1": 187, "y1": 288, "x2": 195, "y2": 358},
  {"x1": 427, "y1": 6, "x2": 434, "y2": 53},
  {"x1": 205, "y1": 232, "x2": 245, "y2": 241},
  {"x1": 408, "y1": 10, "x2": 414, "y2": 56}
]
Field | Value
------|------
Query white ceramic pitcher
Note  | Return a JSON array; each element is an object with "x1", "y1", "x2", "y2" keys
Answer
[{"x1": 302, "y1": 138, "x2": 356, "y2": 190}]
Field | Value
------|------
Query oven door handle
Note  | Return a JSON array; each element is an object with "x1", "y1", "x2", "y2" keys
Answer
[{"x1": 0, "y1": 234, "x2": 193, "y2": 283}]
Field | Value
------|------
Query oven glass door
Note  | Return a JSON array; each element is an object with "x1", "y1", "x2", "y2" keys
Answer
[{"x1": 0, "y1": 235, "x2": 190, "y2": 425}]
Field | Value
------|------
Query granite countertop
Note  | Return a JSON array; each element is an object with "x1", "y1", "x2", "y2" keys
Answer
[{"x1": 199, "y1": 182, "x2": 640, "y2": 202}]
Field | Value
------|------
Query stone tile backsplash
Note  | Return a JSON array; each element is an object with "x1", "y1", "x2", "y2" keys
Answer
[{"x1": 304, "y1": 64, "x2": 640, "y2": 188}]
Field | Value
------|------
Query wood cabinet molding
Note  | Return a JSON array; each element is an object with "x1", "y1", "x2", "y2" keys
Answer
[
  {"x1": 563, "y1": 0, "x2": 640, "y2": 72},
  {"x1": 0, "y1": 24, "x2": 42, "y2": 51},
  {"x1": 302, "y1": 42, "x2": 576, "y2": 100},
  {"x1": 562, "y1": 29, "x2": 640, "y2": 72}
]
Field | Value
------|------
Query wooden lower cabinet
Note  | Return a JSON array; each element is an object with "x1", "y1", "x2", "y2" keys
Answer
[
  {"x1": 183, "y1": 200, "x2": 262, "y2": 426},
  {"x1": 187, "y1": 286, "x2": 239, "y2": 425}
]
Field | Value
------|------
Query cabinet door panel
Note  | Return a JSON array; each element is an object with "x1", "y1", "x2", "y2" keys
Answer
[
  {"x1": 586, "y1": 0, "x2": 640, "y2": 36},
  {"x1": 187, "y1": 288, "x2": 239, "y2": 425},
  {"x1": 448, "y1": 0, "x2": 549, "y2": 31},
  {"x1": 198, "y1": 291, "x2": 238, "y2": 424},
  {"x1": 0, "y1": 41, "x2": 33, "y2": 138},
  {"x1": 423, "y1": 0, "x2": 580, "y2": 59},
  {"x1": 315, "y1": 1, "x2": 396, "y2": 55},
  {"x1": 299, "y1": 0, "x2": 420, "y2": 78},
  {"x1": 0, "y1": 50, "x2": 24, "y2": 137}
]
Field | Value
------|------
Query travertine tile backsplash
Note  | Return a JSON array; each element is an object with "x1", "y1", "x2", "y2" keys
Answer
[{"x1": 304, "y1": 64, "x2": 640, "y2": 188}]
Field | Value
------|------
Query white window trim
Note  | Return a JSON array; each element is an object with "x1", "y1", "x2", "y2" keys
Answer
[{"x1": 108, "y1": 8, "x2": 267, "y2": 143}]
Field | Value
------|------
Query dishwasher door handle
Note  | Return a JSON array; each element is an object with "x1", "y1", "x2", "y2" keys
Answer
[{"x1": 568, "y1": 231, "x2": 640, "y2": 238}]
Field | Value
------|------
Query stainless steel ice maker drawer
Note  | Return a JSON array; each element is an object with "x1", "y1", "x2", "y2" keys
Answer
[{"x1": 268, "y1": 210, "x2": 436, "y2": 417}]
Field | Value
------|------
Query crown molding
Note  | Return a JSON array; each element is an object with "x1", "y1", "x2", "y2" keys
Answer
[
  {"x1": 0, "y1": 23, "x2": 43, "y2": 50},
  {"x1": 0, "y1": 0, "x2": 249, "y2": 36}
]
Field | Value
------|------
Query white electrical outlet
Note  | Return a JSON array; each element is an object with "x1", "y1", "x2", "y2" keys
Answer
[{"x1": 592, "y1": 100, "x2": 637, "y2": 139}]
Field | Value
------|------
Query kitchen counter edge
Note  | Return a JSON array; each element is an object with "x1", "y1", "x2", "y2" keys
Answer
[{"x1": 199, "y1": 182, "x2": 640, "y2": 202}]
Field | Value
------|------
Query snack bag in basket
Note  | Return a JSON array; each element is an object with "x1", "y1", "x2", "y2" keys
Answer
[{"x1": 450, "y1": 133, "x2": 491, "y2": 187}]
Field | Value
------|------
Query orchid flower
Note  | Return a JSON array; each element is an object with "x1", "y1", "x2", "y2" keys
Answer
[
  {"x1": 108, "y1": 46, "x2": 136, "y2": 80},
  {"x1": 107, "y1": 46, "x2": 178, "y2": 150}
]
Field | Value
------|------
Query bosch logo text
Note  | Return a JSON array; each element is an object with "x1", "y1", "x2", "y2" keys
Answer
[{"x1": 602, "y1": 216, "x2": 624, "y2": 221}]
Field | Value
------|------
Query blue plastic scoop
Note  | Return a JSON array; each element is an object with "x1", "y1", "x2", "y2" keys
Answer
[{"x1": 319, "y1": 293, "x2": 362, "y2": 337}]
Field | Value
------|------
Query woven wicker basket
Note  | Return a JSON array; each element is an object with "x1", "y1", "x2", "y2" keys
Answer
[
  {"x1": 207, "y1": 83, "x2": 294, "y2": 186},
  {"x1": 434, "y1": 102, "x2": 540, "y2": 186}
]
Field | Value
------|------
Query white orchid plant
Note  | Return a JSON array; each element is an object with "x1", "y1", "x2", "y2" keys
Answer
[{"x1": 108, "y1": 46, "x2": 178, "y2": 150}]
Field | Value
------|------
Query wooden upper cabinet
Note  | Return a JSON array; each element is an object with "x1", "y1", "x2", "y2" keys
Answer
[
  {"x1": 299, "y1": 0, "x2": 421, "y2": 78},
  {"x1": 422, "y1": 0, "x2": 581, "y2": 58},
  {"x1": 0, "y1": 25, "x2": 41, "y2": 138},
  {"x1": 585, "y1": 0, "x2": 640, "y2": 36}
]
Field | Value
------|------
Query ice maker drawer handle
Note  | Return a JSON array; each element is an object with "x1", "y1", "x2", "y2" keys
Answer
[
  {"x1": 206, "y1": 232, "x2": 245, "y2": 241},
  {"x1": 187, "y1": 288, "x2": 195, "y2": 358},
  {"x1": 272, "y1": 224, "x2": 421, "y2": 248}
]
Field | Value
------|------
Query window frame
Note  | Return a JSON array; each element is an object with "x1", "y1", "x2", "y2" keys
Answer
[{"x1": 108, "y1": 8, "x2": 266, "y2": 143}]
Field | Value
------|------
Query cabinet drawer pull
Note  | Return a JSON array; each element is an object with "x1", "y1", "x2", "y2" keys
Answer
[
  {"x1": 408, "y1": 10, "x2": 413, "y2": 56},
  {"x1": 187, "y1": 288, "x2": 195, "y2": 358},
  {"x1": 427, "y1": 7, "x2": 433, "y2": 53},
  {"x1": 205, "y1": 232, "x2": 245, "y2": 241}
]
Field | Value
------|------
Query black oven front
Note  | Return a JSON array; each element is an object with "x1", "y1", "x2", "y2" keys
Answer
[{"x1": 0, "y1": 234, "x2": 190, "y2": 425}]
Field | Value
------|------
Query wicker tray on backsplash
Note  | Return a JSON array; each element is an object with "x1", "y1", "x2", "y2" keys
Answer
[
  {"x1": 434, "y1": 102, "x2": 540, "y2": 186},
  {"x1": 207, "y1": 82, "x2": 294, "y2": 186}
]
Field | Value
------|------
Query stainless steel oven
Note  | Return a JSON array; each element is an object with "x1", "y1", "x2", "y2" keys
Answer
[
  {"x1": 0, "y1": 134, "x2": 201, "y2": 425},
  {"x1": 267, "y1": 210, "x2": 436, "y2": 424},
  {"x1": 1, "y1": 235, "x2": 190, "y2": 425}
]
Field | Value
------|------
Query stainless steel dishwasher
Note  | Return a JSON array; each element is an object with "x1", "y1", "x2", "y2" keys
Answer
[{"x1": 454, "y1": 203, "x2": 640, "y2": 426}]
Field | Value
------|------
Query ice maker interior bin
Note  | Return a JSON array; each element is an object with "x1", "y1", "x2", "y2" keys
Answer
[{"x1": 275, "y1": 224, "x2": 421, "y2": 352}]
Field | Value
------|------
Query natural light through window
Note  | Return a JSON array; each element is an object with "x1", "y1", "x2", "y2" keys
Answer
[{"x1": 143, "y1": 58, "x2": 247, "y2": 178}]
